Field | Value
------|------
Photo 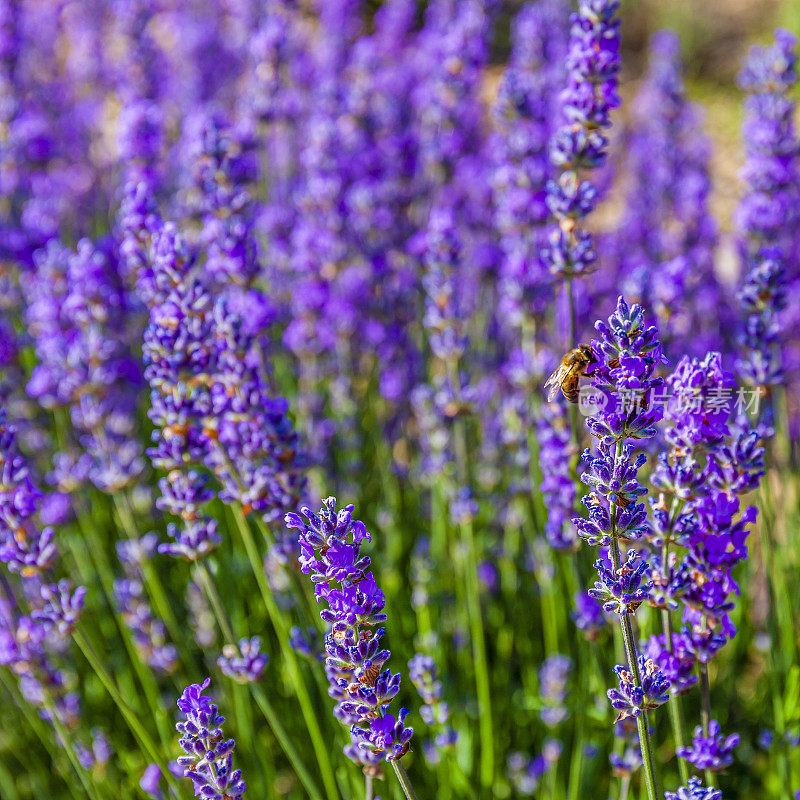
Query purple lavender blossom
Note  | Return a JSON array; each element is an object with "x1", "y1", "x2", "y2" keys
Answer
[
  {"x1": 589, "y1": 549, "x2": 652, "y2": 614},
  {"x1": 186, "y1": 114, "x2": 259, "y2": 290},
  {"x1": 735, "y1": 30, "x2": 798, "y2": 424},
  {"x1": 142, "y1": 227, "x2": 219, "y2": 560},
  {"x1": 571, "y1": 591, "x2": 606, "y2": 638},
  {"x1": 139, "y1": 763, "x2": 163, "y2": 800},
  {"x1": 113, "y1": 577, "x2": 176, "y2": 673},
  {"x1": 544, "y1": 0, "x2": 621, "y2": 279},
  {"x1": 610, "y1": 743, "x2": 642, "y2": 779},
  {"x1": 287, "y1": 498, "x2": 412, "y2": 763},
  {"x1": 650, "y1": 351, "x2": 763, "y2": 651},
  {"x1": 176, "y1": 678, "x2": 246, "y2": 800},
  {"x1": 642, "y1": 633, "x2": 698, "y2": 695},
  {"x1": 288, "y1": 626, "x2": 322, "y2": 661},
  {"x1": 539, "y1": 655, "x2": 571, "y2": 727},
  {"x1": 207, "y1": 296, "x2": 306, "y2": 525},
  {"x1": 610, "y1": 718, "x2": 643, "y2": 778},
  {"x1": 117, "y1": 99, "x2": 164, "y2": 194},
  {"x1": 0, "y1": 412, "x2": 57, "y2": 576},
  {"x1": 616, "y1": 31, "x2": 721, "y2": 353},
  {"x1": 23, "y1": 236, "x2": 144, "y2": 493},
  {"x1": 31, "y1": 580, "x2": 86, "y2": 637},
  {"x1": 607, "y1": 654, "x2": 670, "y2": 722},
  {"x1": 677, "y1": 719, "x2": 739, "y2": 772},
  {"x1": 507, "y1": 742, "x2": 561, "y2": 796},
  {"x1": 490, "y1": 0, "x2": 567, "y2": 341},
  {"x1": 537, "y1": 404, "x2": 578, "y2": 551},
  {"x1": 408, "y1": 653, "x2": 457, "y2": 764},
  {"x1": 664, "y1": 777, "x2": 722, "y2": 800},
  {"x1": 218, "y1": 637, "x2": 268, "y2": 684}
]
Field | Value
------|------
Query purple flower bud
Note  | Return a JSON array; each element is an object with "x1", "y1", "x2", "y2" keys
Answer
[
  {"x1": 607, "y1": 654, "x2": 670, "y2": 721},
  {"x1": 677, "y1": 719, "x2": 739, "y2": 772}
]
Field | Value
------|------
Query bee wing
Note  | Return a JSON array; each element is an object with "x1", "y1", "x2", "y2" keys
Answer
[{"x1": 544, "y1": 365, "x2": 568, "y2": 402}]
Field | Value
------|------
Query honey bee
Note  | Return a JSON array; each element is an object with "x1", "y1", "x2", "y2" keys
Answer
[{"x1": 544, "y1": 345, "x2": 596, "y2": 404}]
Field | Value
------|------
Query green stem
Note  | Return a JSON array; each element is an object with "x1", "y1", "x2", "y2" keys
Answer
[
  {"x1": 460, "y1": 515, "x2": 495, "y2": 789},
  {"x1": 609, "y1": 513, "x2": 659, "y2": 799},
  {"x1": 251, "y1": 685, "x2": 324, "y2": 800},
  {"x1": 604, "y1": 436, "x2": 659, "y2": 800},
  {"x1": 71, "y1": 628, "x2": 182, "y2": 797},
  {"x1": 231, "y1": 506, "x2": 341, "y2": 800},
  {"x1": 661, "y1": 590, "x2": 688, "y2": 781},
  {"x1": 452, "y1": 415, "x2": 494, "y2": 789},
  {"x1": 73, "y1": 507, "x2": 173, "y2": 748},
  {"x1": 45, "y1": 698, "x2": 105, "y2": 800},
  {"x1": 698, "y1": 663, "x2": 715, "y2": 789},
  {"x1": 660, "y1": 551, "x2": 689, "y2": 785},
  {"x1": 195, "y1": 561, "x2": 236, "y2": 643},
  {"x1": 113, "y1": 494, "x2": 188, "y2": 658},
  {"x1": 391, "y1": 761, "x2": 418, "y2": 800}
]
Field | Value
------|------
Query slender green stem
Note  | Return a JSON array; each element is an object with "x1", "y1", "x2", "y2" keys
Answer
[
  {"x1": 567, "y1": 692, "x2": 586, "y2": 800},
  {"x1": 231, "y1": 506, "x2": 341, "y2": 800},
  {"x1": 698, "y1": 663, "x2": 715, "y2": 789},
  {"x1": 113, "y1": 493, "x2": 189, "y2": 659},
  {"x1": 660, "y1": 549, "x2": 689, "y2": 784},
  {"x1": 615, "y1": 602, "x2": 659, "y2": 800},
  {"x1": 661, "y1": 604, "x2": 687, "y2": 768},
  {"x1": 195, "y1": 561, "x2": 236, "y2": 643},
  {"x1": 452, "y1": 416, "x2": 494, "y2": 789},
  {"x1": 251, "y1": 685, "x2": 324, "y2": 800},
  {"x1": 391, "y1": 761, "x2": 418, "y2": 800},
  {"x1": 45, "y1": 698, "x2": 105, "y2": 800},
  {"x1": 71, "y1": 628, "x2": 182, "y2": 797},
  {"x1": 460, "y1": 515, "x2": 495, "y2": 788},
  {"x1": 365, "y1": 773, "x2": 374, "y2": 800},
  {"x1": 73, "y1": 507, "x2": 173, "y2": 747}
]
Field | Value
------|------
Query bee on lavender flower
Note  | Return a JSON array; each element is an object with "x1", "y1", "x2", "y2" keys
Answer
[{"x1": 544, "y1": 345, "x2": 598, "y2": 403}]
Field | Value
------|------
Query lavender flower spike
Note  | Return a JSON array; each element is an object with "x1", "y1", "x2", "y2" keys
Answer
[
  {"x1": 545, "y1": 0, "x2": 621, "y2": 278},
  {"x1": 287, "y1": 498, "x2": 413, "y2": 765},
  {"x1": 575, "y1": 296, "x2": 666, "y2": 800},
  {"x1": 0, "y1": 411, "x2": 57, "y2": 576},
  {"x1": 409, "y1": 653, "x2": 457, "y2": 764},
  {"x1": 735, "y1": 30, "x2": 798, "y2": 428},
  {"x1": 176, "y1": 678, "x2": 246, "y2": 800}
]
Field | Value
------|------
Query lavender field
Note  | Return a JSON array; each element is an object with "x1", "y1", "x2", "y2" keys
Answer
[{"x1": 1, "y1": 1, "x2": 799, "y2": 799}]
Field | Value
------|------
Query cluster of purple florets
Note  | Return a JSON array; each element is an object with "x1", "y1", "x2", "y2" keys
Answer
[
  {"x1": 736, "y1": 29, "x2": 798, "y2": 419},
  {"x1": 140, "y1": 204, "x2": 306, "y2": 562},
  {"x1": 287, "y1": 498, "x2": 412, "y2": 764},
  {"x1": 176, "y1": 678, "x2": 246, "y2": 800},
  {"x1": 408, "y1": 653, "x2": 457, "y2": 764},
  {"x1": 544, "y1": 0, "x2": 621, "y2": 279},
  {"x1": 0, "y1": 411, "x2": 94, "y2": 757}
]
